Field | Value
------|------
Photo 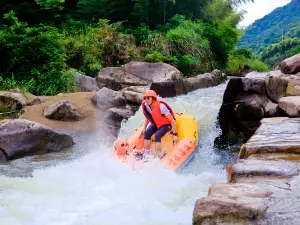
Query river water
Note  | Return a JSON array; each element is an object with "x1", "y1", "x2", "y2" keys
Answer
[{"x1": 0, "y1": 82, "x2": 235, "y2": 225}]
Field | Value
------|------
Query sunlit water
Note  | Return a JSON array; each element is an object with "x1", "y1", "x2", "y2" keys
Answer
[{"x1": 0, "y1": 82, "x2": 235, "y2": 225}]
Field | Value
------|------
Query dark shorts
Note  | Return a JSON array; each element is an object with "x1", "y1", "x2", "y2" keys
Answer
[{"x1": 144, "y1": 124, "x2": 171, "y2": 142}]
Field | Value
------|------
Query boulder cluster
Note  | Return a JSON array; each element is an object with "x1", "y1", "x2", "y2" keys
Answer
[
  {"x1": 193, "y1": 54, "x2": 300, "y2": 224},
  {"x1": 0, "y1": 61, "x2": 225, "y2": 161}
]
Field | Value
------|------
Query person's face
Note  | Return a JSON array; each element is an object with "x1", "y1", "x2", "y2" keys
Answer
[{"x1": 144, "y1": 96, "x2": 154, "y2": 105}]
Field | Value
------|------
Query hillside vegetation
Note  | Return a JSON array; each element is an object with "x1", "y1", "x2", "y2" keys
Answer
[
  {"x1": 238, "y1": 0, "x2": 300, "y2": 53},
  {"x1": 1, "y1": 0, "x2": 268, "y2": 95}
]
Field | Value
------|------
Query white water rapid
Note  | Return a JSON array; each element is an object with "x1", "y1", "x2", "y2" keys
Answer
[{"x1": 0, "y1": 82, "x2": 234, "y2": 225}]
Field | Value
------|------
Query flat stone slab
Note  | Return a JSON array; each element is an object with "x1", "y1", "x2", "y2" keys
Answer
[
  {"x1": 193, "y1": 195, "x2": 267, "y2": 225},
  {"x1": 248, "y1": 153, "x2": 300, "y2": 161},
  {"x1": 227, "y1": 159, "x2": 300, "y2": 183},
  {"x1": 208, "y1": 183, "x2": 272, "y2": 198},
  {"x1": 239, "y1": 117, "x2": 300, "y2": 158}
]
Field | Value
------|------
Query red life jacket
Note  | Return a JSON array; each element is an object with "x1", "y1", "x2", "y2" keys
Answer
[{"x1": 142, "y1": 99, "x2": 175, "y2": 129}]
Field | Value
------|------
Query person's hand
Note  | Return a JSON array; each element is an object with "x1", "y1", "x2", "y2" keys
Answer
[{"x1": 173, "y1": 135, "x2": 178, "y2": 145}]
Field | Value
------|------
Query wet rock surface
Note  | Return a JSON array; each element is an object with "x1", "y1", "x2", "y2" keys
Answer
[
  {"x1": 239, "y1": 117, "x2": 300, "y2": 158},
  {"x1": 196, "y1": 116, "x2": 300, "y2": 224},
  {"x1": 216, "y1": 69, "x2": 300, "y2": 148},
  {"x1": 0, "y1": 119, "x2": 74, "y2": 161},
  {"x1": 193, "y1": 193, "x2": 268, "y2": 225}
]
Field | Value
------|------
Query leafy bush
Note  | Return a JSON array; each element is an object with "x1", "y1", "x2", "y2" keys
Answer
[
  {"x1": 224, "y1": 54, "x2": 247, "y2": 74},
  {"x1": 0, "y1": 74, "x2": 34, "y2": 92},
  {"x1": 165, "y1": 19, "x2": 212, "y2": 74},
  {"x1": 0, "y1": 11, "x2": 75, "y2": 95},
  {"x1": 225, "y1": 48, "x2": 269, "y2": 74},
  {"x1": 288, "y1": 45, "x2": 300, "y2": 57},
  {"x1": 248, "y1": 59, "x2": 270, "y2": 72},
  {"x1": 144, "y1": 51, "x2": 178, "y2": 63},
  {"x1": 177, "y1": 55, "x2": 199, "y2": 77}
]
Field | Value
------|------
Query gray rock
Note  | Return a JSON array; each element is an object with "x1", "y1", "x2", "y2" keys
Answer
[
  {"x1": 182, "y1": 69, "x2": 226, "y2": 93},
  {"x1": 103, "y1": 105, "x2": 139, "y2": 135},
  {"x1": 228, "y1": 159, "x2": 299, "y2": 183},
  {"x1": 44, "y1": 100, "x2": 84, "y2": 121},
  {"x1": 91, "y1": 87, "x2": 126, "y2": 110},
  {"x1": 96, "y1": 61, "x2": 184, "y2": 96},
  {"x1": 239, "y1": 118, "x2": 300, "y2": 159},
  {"x1": 193, "y1": 195, "x2": 267, "y2": 225},
  {"x1": 74, "y1": 72, "x2": 99, "y2": 92},
  {"x1": 0, "y1": 119, "x2": 74, "y2": 161},
  {"x1": 121, "y1": 86, "x2": 149, "y2": 105}
]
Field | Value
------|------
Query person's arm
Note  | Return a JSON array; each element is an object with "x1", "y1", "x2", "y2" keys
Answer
[
  {"x1": 166, "y1": 114, "x2": 177, "y2": 135},
  {"x1": 143, "y1": 119, "x2": 149, "y2": 131},
  {"x1": 160, "y1": 104, "x2": 177, "y2": 134}
]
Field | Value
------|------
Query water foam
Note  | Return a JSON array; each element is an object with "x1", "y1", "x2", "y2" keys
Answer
[{"x1": 0, "y1": 82, "x2": 230, "y2": 225}]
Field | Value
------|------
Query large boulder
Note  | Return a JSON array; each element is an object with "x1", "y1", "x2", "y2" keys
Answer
[
  {"x1": 44, "y1": 100, "x2": 84, "y2": 121},
  {"x1": 245, "y1": 70, "x2": 288, "y2": 103},
  {"x1": 216, "y1": 75, "x2": 289, "y2": 147},
  {"x1": 0, "y1": 119, "x2": 74, "y2": 161},
  {"x1": 279, "y1": 53, "x2": 300, "y2": 74},
  {"x1": 74, "y1": 72, "x2": 99, "y2": 92},
  {"x1": 91, "y1": 87, "x2": 126, "y2": 110},
  {"x1": 182, "y1": 69, "x2": 226, "y2": 93},
  {"x1": 217, "y1": 78, "x2": 269, "y2": 142},
  {"x1": 96, "y1": 61, "x2": 185, "y2": 97},
  {"x1": 121, "y1": 86, "x2": 149, "y2": 105}
]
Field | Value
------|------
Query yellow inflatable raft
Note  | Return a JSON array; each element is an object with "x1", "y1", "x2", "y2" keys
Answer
[{"x1": 114, "y1": 113, "x2": 199, "y2": 171}]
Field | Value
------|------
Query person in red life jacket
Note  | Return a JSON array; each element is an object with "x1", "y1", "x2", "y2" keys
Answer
[{"x1": 141, "y1": 90, "x2": 178, "y2": 158}]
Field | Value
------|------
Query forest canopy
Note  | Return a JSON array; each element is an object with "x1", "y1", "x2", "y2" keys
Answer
[{"x1": 1, "y1": 0, "x2": 269, "y2": 95}]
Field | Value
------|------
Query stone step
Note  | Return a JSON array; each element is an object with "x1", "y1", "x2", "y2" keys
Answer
[
  {"x1": 248, "y1": 153, "x2": 300, "y2": 161},
  {"x1": 227, "y1": 159, "x2": 300, "y2": 183},
  {"x1": 208, "y1": 183, "x2": 272, "y2": 198},
  {"x1": 193, "y1": 195, "x2": 267, "y2": 225},
  {"x1": 239, "y1": 117, "x2": 300, "y2": 159}
]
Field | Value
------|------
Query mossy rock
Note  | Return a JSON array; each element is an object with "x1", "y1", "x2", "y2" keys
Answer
[{"x1": 0, "y1": 110, "x2": 24, "y2": 120}]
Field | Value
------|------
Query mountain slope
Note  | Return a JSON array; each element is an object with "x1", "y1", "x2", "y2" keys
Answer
[{"x1": 238, "y1": 0, "x2": 300, "y2": 53}]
